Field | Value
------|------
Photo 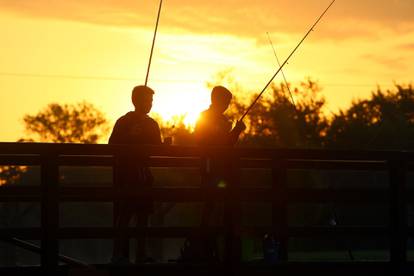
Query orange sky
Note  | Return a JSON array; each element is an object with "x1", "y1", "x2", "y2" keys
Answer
[{"x1": 1, "y1": 0, "x2": 414, "y2": 142}]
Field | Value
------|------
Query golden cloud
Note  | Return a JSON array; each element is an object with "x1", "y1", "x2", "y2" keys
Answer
[{"x1": 1, "y1": 0, "x2": 414, "y2": 40}]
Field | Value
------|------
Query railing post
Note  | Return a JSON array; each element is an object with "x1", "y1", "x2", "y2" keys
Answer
[
  {"x1": 113, "y1": 151, "x2": 119, "y2": 256},
  {"x1": 389, "y1": 157, "x2": 407, "y2": 273},
  {"x1": 112, "y1": 150, "x2": 131, "y2": 259},
  {"x1": 40, "y1": 151, "x2": 59, "y2": 274},
  {"x1": 272, "y1": 158, "x2": 288, "y2": 261}
]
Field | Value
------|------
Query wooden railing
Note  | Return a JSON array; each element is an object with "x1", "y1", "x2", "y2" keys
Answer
[{"x1": 0, "y1": 142, "x2": 413, "y2": 275}]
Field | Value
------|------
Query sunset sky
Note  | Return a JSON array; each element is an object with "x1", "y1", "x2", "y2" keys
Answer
[{"x1": 1, "y1": 0, "x2": 413, "y2": 142}]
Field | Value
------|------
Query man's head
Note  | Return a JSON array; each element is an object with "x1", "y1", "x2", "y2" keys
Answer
[
  {"x1": 211, "y1": 86, "x2": 232, "y2": 113},
  {"x1": 131, "y1": 85, "x2": 154, "y2": 114}
]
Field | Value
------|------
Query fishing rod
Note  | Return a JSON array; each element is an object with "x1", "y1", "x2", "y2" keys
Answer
[
  {"x1": 266, "y1": 32, "x2": 296, "y2": 109},
  {"x1": 145, "y1": 0, "x2": 164, "y2": 86},
  {"x1": 240, "y1": 0, "x2": 336, "y2": 121},
  {"x1": 2, "y1": 237, "x2": 95, "y2": 268}
]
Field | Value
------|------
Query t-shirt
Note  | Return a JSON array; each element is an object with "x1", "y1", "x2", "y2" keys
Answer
[
  {"x1": 109, "y1": 111, "x2": 161, "y2": 188},
  {"x1": 194, "y1": 108, "x2": 234, "y2": 146},
  {"x1": 109, "y1": 111, "x2": 161, "y2": 145},
  {"x1": 194, "y1": 108, "x2": 238, "y2": 187}
]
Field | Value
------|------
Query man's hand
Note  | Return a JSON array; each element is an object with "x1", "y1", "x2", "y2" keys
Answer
[{"x1": 233, "y1": 120, "x2": 246, "y2": 133}]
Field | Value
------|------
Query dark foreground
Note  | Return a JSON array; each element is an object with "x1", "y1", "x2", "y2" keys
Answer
[{"x1": 1, "y1": 262, "x2": 414, "y2": 276}]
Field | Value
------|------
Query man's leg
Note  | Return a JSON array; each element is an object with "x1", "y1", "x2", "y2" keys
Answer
[
  {"x1": 201, "y1": 202, "x2": 220, "y2": 261},
  {"x1": 113, "y1": 203, "x2": 132, "y2": 262},
  {"x1": 134, "y1": 211, "x2": 149, "y2": 263},
  {"x1": 201, "y1": 201, "x2": 214, "y2": 227}
]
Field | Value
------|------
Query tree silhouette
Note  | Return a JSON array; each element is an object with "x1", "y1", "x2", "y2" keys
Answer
[
  {"x1": 220, "y1": 78, "x2": 329, "y2": 148},
  {"x1": 326, "y1": 84, "x2": 414, "y2": 150},
  {"x1": 205, "y1": 70, "x2": 414, "y2": 151},
  {"x1": 2, "y1": 102, "x2": 109, "y2": 186},
  {"x1": 153, "y1": 114, "x2": 194, "y2": 146},
  {"x1": 0, "y1": 166, "x2": 27, "y2": 186},
  {"x1": 23, "y1": 102, "x2": 109, "y2": 143},
  {"x1": 1, "y1": 102, "x2": 109, "y2": 187}
]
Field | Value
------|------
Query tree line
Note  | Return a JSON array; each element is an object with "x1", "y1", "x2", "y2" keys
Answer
[
  {"x1": 3, "y1": 79, "x2": 414, "y2": 148},
  {"x1": 1, "y1": 79, "x2": 414, "y2": 186},
  {"x1": 167, "y1": 78, "x2": 414, "y2": 151}
]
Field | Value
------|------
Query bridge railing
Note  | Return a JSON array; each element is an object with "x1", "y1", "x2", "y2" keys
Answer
[{"x1": 0, "y1": 142, "x2": 413, "y2": 274}]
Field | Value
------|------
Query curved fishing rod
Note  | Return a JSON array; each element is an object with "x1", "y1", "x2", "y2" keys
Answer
[
  {"x1": 266, "y1": 32, "x2": 296, "y2": 109},
  {"x1": 240, "y1": 0, "x2": 336, "y2": 121},
  {"x1": 145, "y1": 0, "x2": 164, "y2": 86}
]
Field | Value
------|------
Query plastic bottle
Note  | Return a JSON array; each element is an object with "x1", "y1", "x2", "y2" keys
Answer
[{"x1": 262, "y1": 234, "x2": 280, "y2": 264}]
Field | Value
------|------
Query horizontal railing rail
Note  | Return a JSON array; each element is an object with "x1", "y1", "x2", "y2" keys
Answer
[{"x1": 0, "y1": 142, "x2": 413, "y2": 275}]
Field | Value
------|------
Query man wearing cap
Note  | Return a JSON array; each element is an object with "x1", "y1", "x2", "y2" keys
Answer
[{"x1": 109, "y1": 85, "x2": 162, "y2": 264}]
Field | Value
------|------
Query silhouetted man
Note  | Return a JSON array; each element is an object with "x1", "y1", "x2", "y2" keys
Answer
[
  {"x1": 194, "y1": 86, "x2": 246, "y2": 188},
  {"x1": 194, "y1": 86, "x2": 245, "y2": 146},
  {"x1": 192, "y1": 86, "x2": 246, "y2": 261},
  {"x1": 109, "y1": 85, "x2": 161, "y2": 264}
]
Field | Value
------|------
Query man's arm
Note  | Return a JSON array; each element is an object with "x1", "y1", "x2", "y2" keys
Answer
[
  {"x1": 108, "y1": 120, "x2": 123, "y2": 144},
  {"x1": 228, "y1": 121, "x2": 246, "y2": 145},
  {"x1": 151, "y1": 123, "x2": 162, "y2": 145}
]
